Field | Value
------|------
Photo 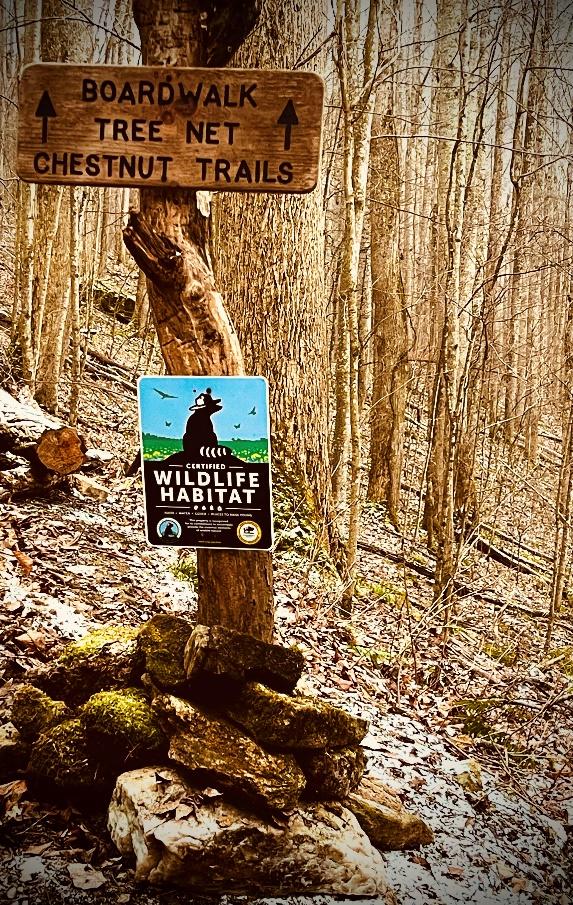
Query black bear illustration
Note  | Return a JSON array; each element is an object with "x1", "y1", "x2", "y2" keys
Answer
[{"x1": 182, "y1": 388, "x2": 222, "y2": 458}]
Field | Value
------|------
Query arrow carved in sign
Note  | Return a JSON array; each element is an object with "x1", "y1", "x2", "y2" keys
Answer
[
  {"x1": 277, "y1": 100, "x2": 299, "y2": 151},
  {"x1": 35, "y1": 90, "x2": 57, "y2": 143}
]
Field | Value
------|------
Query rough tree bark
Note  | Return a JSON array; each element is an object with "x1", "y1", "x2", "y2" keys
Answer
[
  {"x1": 212, "y1": 0, "x2": 331, "y2": 535},
  {"x1": 33, "y1": 0, "x2": 92, "y2": 412},
  {"x1": 127, "y1": 0, "x2": 273, "y2": 643},
  {"x1": 423, "y1": 0, "x2": 464, "y2": 611},
  {"x1": 332, "y1": 0, "x2": 379, "y2": 610},
  {"x1": 0, "y1": 388, "x2": 87, "y2": 499},
  {"x1": 367, "y1": 45, "x2": 409, "y2": 528}
]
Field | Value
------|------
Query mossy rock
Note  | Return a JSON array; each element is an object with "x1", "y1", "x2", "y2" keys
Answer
[
  {"x1": 225, "y1": 682, "x2": 369, "y2": 750},
  {"x1": 27, "y1": 719, "x2": 101, "y2": 795},
  {"x1": 58, "y1": 625, "x2": 138, "y2": 664},
  {"x1": 297, "y1": 746, "x2": 367, "y2": 800},
  {"x1": 184, "y1": 623, "x2": 305, "y2": 694},
  {"x1": 346, "y1": 777, "x2": 434, "y2": 851},
  {"x1": 137, "y1": 614, "x2": 193, "y2": 690},
  {"x1": 26, "y1": 625, "x2": 143, "y2": 707},
  {"x1": 81, "y1": 688, "x2": 166, "y2": 772},
  {"x1": 26, "y1": 626, "x2": 143, "y2": 706},
  {"x1": 12, "y1": 684, "x2": 72, "y2": 742},
  {"x1": 154, "y1": 693, "x2": 306, "y2": 813}
]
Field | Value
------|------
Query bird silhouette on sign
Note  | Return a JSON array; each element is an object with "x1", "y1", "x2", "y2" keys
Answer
[
  {"x1": 234, "y1": 423, "x2": 241, "y2": 429},
  {"x1": 165, "y1": 421, "x2": 172, "y2": 427},
  {"x1": 153, "y1": 388, "x2": 178, "y2": 399},
  {"x1": 249, "y1": 406, "x2": 256, "y2": 415}
]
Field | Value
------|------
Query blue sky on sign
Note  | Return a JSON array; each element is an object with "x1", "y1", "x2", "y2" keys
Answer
[{"x1": 138, "y1": 376, "x2": 269, "y2": 442}]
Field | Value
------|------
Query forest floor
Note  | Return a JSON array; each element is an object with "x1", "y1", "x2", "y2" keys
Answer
[{"x1": 0, "y1": 298, "x2": 572, "y2": 905}]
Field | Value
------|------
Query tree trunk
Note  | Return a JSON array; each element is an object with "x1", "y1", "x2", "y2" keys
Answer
[
  {"x1": 32, "y1": 0, "x2": 92, "y2": 412},
  {"x1": 332, "y1": 0, "x2": 379, "y2": 610},
  {"x1": 13, "y1": 0, "x2": 41, "y2": 390},
  {"x1": 424, "y1": 0, "x2": 464, "y2": 613},
  {"x1": 0, "y1": 387, "x2": 61, "y2": 452},
  {"x1": 212, "y1": 0, "x2": 331, "y2": 532},
  {"x1": 483, "y1": 16, "x2": 510, "y2": 428},
  {"x1": 367, "y1": 65, "x2": 409, "y2": 527},
  {"x1": 129, "y1": 0, "x2": 273, "y2": 642},
  {"x1": 68, "y1": 187, "x2": 83, "y2": 424},
  {"x1": 133, "y1": 268, "x2": 150, "y2": 337}
]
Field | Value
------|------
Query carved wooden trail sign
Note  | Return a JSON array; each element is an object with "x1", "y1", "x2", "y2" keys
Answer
[{"x1": 17, "y1": 64, "x2": 324, "y2": 193}]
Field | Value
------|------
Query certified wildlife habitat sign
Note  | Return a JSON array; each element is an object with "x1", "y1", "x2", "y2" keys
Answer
[
  {"x1": 138, "y1": 376, "x2": 273, "y2": 550},
  {"x1": 17, "y1": 64, "x2": 324, "y2": 192}
]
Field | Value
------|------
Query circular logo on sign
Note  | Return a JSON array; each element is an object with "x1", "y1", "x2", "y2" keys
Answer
[
  {"x1": 237, "y1": 520, "x2": 262, "y2": 545},
  {"x1": 157, "y1": 518, "x2": 181, "y2": 540}
]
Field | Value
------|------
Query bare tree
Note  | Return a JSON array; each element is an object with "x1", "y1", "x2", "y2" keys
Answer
[
  {"x1": 332, "y1": 0, "x2": 380, "y2": 609},
  {"x1": 212, "y1": 0, "x2": 332, "y2": 532},
  {"x1": 367, "y1": 12, "x2": 409, "y2": 529}
]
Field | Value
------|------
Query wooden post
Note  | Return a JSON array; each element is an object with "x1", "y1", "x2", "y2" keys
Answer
[{"x1": 126, "y1": 0, "x2": 274, "y2": 642}]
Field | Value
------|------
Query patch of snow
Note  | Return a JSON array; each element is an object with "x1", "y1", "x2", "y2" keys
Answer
[{"x1": 39, "y1": 596, "x2": 94, "y2": 638}]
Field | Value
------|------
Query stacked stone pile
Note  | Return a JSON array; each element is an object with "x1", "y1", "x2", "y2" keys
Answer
[{"x1": 2, "y1": 615, "x2": 433, "y2": 897}]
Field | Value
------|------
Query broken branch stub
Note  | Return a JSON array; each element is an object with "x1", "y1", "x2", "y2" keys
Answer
[
  {"x1": 122, "y1": 206, "x2": 244, "y2": 376},
  {"x1": 123, "y1": 212, "x2": 182, "y2": 291}
]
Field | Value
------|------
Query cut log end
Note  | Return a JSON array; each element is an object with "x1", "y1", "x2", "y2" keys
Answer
[{"x1": 36, "y1": 428, "x2": 87, "y2": 475}]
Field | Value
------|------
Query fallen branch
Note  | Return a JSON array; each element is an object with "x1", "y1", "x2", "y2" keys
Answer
[
  {"x1": 83, "y1": 357, "x2": 137, "y2": 396},
  {"x1": 0, "y1": 390, "x2": 92, "y2": 500},
  {"x1": 0, "y1": 387, "x2": 61, "y2": 453},
  {"x1": 87, "y1": 345, "x2": 137, "y2": 378},
  {"x1": 480, "y1": 523, "x2": 553, "y2": 566},
  {"x1": 473, "y1": 535, "x2": 545, "y2": 578},
  {"x1": 357, "y1": 540, "x2": 434, "y2": 581},
  {"x1": 0, "y1": 452, "x2": 67, "y2": 501}
]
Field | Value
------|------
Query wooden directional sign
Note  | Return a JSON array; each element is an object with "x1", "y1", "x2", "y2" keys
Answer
[{"x1": 17, "y1": 64, "x2": 324, "y2": 193}]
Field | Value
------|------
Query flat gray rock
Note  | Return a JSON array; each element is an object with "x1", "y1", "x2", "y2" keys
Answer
[{"x1": 108, "y1": 767, "x2": 392, "y2": 897}]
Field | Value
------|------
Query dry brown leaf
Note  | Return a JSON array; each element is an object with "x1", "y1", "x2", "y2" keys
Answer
[
  {"x1": 23, "y1": 843, "x2": 52, "y2": 856},
  {"x1": 13, "y1": 548, "x2": 33, "y2": 575},
  {"x1": 452, "y1": 734, "x2": 475, "y2": 750},
  {"x1": 1, "y1": 527, "x2": 18, "y2": 548},
  {"x1": 332, "y1": 677, "x2": 353, "y2": 691},
  {"x1": 175, "y1": 802, "x2": 196, "y2": 820},
  {"x1": 5, "y1": 601, "x2": 24, "y2": 614},
  {"x1": 202, "y1": 787, "x2": 224, "y2": 799},
  {"x1": 496, "y1": 861, "x2": 514, "y2": 880},
  {"x1": 67, "y1": 863, "x2": 107, "y2": 890},
  {"x1": 1, "y1": 779, "x2": 28, "y2": 819},
  {"x1": 216, "y1": 814, "x2": 236, "y2": 827},
  {"x1": 446, "y1": 865, "x2": 465, "y2": 877},
  {"x1": 15, "y1": 629, "x2": 48, "y2": 650}
]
